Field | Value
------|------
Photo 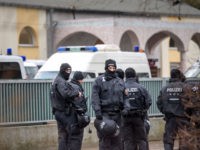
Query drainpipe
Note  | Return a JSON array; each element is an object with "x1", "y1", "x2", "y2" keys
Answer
[{"x1": 46, "y1": 9, "x2": 57, "y2": 58}]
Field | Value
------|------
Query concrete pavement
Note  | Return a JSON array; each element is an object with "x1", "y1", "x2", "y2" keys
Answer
[{"x1": 82, "y1": 140, "x2": 179, "y2": 150}]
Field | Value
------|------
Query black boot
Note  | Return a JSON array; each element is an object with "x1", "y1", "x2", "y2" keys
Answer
[{"x1": 164, "y1": 143, "x2": 173, "y2": 150}]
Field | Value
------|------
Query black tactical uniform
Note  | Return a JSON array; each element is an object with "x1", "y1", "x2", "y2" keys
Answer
[
  {"x1": 122, "y1": 68, "x2": 152, "y2": 150},
  {"x1": 157, "y1": 69, "x2": 189, "y2": 150},
  {"x1": 50, "y1": 63, "x2": 83, "y2": 150},
  {"x1": 68, "y1": 71, "x2": 90, "y2": 150},
  {"x1": 92, "y1": 59, "x2": 125, "y2": 150},
  {"x1": 70, "y1": 71, "x2": 88, "y2": 115}
]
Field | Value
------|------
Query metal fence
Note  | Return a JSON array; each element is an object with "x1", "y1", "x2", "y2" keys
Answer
[{"x1": 0, "y1": 78, "x2": 199, "y2": 124}]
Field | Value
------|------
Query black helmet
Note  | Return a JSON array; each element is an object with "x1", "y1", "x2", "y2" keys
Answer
[
  {"x1": 77, "y1": 114, "x2": 90, "y2": 128},
  {"x1": 94, "y1": 118, "x2": 120, "y2": 137}
]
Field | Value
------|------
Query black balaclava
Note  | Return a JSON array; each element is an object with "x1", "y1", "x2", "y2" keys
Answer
[
  {"x1": 105, "y1": 59, "x2": 117, "y2": 70},
  {"x1": 125, "y1": 67, "x2": 136, "y2": 79},
  {"x1": 59, "y1": 63, "x2": 71, "y2": 80},
  {"x1": 71, "y1": 71, "x2": 84, "y2": 93},
  {"x1": 171, "y1": 69, "x2": 181, "y2": 79},
  {"x1": 169, "y1": 69, "x2": 183, "y2": 82},
  {"x1": 116, "y1": 68, "x2": 124, "y2": 80},
  {"x1": 73, "y1": 71, "x2": 84, "y2": 81},
  {"x1": 104, "y1": 59, "x2": 117, "y2": 80}
]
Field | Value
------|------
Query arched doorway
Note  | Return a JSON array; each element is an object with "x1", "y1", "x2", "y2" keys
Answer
[
  {"x1": 186, "y1": 33, "x2": 200, "y2": 68},
  {"x1": 57, "y1": 31, "x2": 104, "y2": 48},
  {"x1": 119, "y1": 30, "x2": 139, "y2": 52},
  {"x1": 145, "y1": 31, "x2": 184, "y2": 77}
]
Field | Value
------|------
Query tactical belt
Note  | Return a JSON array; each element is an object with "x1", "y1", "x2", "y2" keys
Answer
[
  {"x1": 127, "y1": 110, "x2": 145, "y2": 117},
  {"x1": 101, "y1": 105, "x2": 121, "y2": 113}
]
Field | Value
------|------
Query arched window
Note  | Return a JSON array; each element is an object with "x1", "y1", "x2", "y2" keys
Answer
[
  {"x1": 169, "y1": 38, "x2": 176, "y2": 48},
  {"x1": 19, "y1": 27, "x2": 35, "y2": 46}
]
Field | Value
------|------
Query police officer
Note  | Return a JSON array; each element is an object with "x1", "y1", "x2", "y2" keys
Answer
[
  {"x1": 50, "y1": 63, "x2": 83, "y2": 150},
  {"x1": 122, "y1": 67, "x2": 152, "y2": 150},
  {"x1": 70, "y1": 71, "x2": 87, "y2": 115},
  {"x1": 69, "y1": 71, "x2": 91, "y2": 149},
  {"x1": 91, "y1": 59, "x2": 125, "y2": 150},
  {"x1": 135, "y1": 74, "x2": 151, "y2": 150},
  {"x1": 157, "y1": 69, "x2": 189, "y2": 150},
  {"x1": 116, "y1": 68, "x2": 124, "y2": 80}
]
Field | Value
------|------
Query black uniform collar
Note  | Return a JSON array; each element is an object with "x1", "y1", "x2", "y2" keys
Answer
[
  {"x1": 70, "y1": 79, "x2": 84, "y2": 91},
  {"x1": 169, "y1": 78, "x2": 182, "y2": 83},
  {"x1": 126, "y1": 77, "x2": 137, "y2": 82},
  {"x1": 104, "y1": 71, "x2": 117, "y2": 81}
]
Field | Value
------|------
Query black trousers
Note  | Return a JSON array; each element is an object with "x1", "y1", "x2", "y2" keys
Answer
[
  {"x1": 55, "y1": 111, "x2": 84, "y2": 150},
  {"x1": 122, "y1": 116, "x2": 147, "y2": 150},
  {"x1": 97, "y1": 113, "x2": 122, "y2": 150},
  {"x1": 144, "y1": 119, "x2": 150, "y2": 150},
  {"x1": 163, "y1": 117, "x2": 190, "y2": 150}
]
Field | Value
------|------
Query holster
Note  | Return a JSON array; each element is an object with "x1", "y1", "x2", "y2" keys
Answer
[
  {"x1": 128, "y1": 109, "x2": 146, "y2": 118},
  {"x1": 65, "y1": 103, "x2": 73, "y2": 115}
]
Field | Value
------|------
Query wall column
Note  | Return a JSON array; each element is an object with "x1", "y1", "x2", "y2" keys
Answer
[
  {"x1": 161, "y1": 38, "x2": 170, "y2": 77},
  {"x1": 180, "y1": 51, "x2": 188, "y2": 72}
]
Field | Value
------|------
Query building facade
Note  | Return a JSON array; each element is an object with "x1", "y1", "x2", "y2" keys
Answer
[
  {"x1": 0, "y1": 0, "x2": 199, "y2": 77},
  {"x1": 0, "y1": 5, "x2": 47, "y2": 59}
]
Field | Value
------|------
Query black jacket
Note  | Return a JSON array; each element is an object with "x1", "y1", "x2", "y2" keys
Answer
[
  {"x1": 157, "y1": 78, "x2": 186, "y2": 117},
  {"x1": 91, "y1": 73, "x2": 125, "y2": 116},
  {"x1": 50, "y1": 73, "x2": 79, "y2": 112},
  {"x1": 124, "y1": 78, "x2": 152, "y2": 111},
  {"x1": 70, "y1": 79, "x2": 87, "y2": 114}
]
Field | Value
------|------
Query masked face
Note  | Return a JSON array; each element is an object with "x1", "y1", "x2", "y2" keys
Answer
[
  {"x1": 107, "y1": 65, "x2": 116, "y2": 73},
  {"x1": 63, "y1": 68, "x2": 71, "y2": 80},
  {"x1": 59, "y1": 63, "x2": 72, "y2": 80}
]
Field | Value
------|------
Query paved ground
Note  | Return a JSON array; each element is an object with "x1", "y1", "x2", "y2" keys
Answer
[{"x1": 82, "y1": 140, "x2": 178, "y2": 150}]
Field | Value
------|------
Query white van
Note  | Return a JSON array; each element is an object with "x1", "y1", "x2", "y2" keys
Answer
[
  {"x1": 0, "y1": 55, "x2": 27, "y2": 79},
  {"x1": 184, "y1": 59, "x2": 200, "y2": 78},
  {"x1": 27, "y1": 59, "x2": 46, "y2": 69},
  {"x1": 24, "y1": 61, "x2": 38, "y2": 79},
  {"x1": 34, "y1": 45, "x2": 151, "y2": 79}
]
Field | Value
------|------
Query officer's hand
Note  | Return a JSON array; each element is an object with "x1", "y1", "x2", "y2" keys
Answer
[
  {"x1": 145, "y1": 119, "x2": 150, "y2": 126},
  {"x1": 76, "y1": 108, "x2": 85, "y2": 114},
  {"x1": 122, "y1": 109, "x2": 128, "y2": 116},
  {"x1": 124, "y1": 89, "x2": 128, "y2": 96},
  {"x1": 96, "y1": 115, "x2": 103, "y2": 120},
  {"x1": 78, "y1": 92, "x2": 82, "y2": 97}
]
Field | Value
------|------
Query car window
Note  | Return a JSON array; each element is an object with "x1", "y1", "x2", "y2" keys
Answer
[{"x1": 0, "y1": 62, "x2": 22, "y2": 79}]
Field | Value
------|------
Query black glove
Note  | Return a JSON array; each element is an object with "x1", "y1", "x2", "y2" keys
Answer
[
  {"x1": 122, "y1": 109, "x2": 128, "y2": 116},
  {"x1": 76, "y1": 108, "x2": 85, "y2": 115},
  {"x1": 96, "y1": 114, "x2": 103, "y2": 120}
]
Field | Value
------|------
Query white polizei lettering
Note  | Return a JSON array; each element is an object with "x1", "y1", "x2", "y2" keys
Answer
[
  {"x1": 127, "y1": 88, "x2": 138, "y2": 92},
  {"x1": 166, "y1": 88, "x2": 182, "y2": 92}
]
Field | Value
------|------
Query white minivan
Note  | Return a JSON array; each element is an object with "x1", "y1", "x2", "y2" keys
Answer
[
  {"x1": 0, "y1": 55, "x2": 27, "y2": 79},
  {"x1": 24, "y1": 61, "x2": 38, "y2": 79},
  {"x1": 34, "y1": 45, "x2": 151, "y2": 79}
]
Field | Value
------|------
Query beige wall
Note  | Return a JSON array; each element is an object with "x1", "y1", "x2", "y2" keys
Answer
[
  {"x1": 169, "y1": 48, "x2": 180, "y2": 62},
  {"x1": 0, "y1": 6, "x2": 47, "y2": 59},
  {"x1": 0, "y1": 6, "x2": 18, "y2": 54},
  {"x1": 17, "y1": 7, "x2": 47, "y2": 59}
]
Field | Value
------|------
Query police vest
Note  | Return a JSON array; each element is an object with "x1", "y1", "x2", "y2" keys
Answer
[{"x1": 126, "y1": 87, "x2": 143, "y2": 110}]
